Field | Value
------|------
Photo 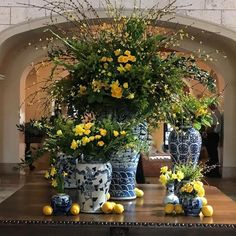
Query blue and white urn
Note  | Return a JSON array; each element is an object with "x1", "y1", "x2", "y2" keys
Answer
[
  {"x1": 51, "y1": 193, "x2": 72, "y2": 215},
  {"x1": 76, "y1": 162, "x2": 112, "y2": 213},
  {"x1": 180, "y1": 196, "x2": 202, "y2": 216},
  {"x1": 109, "y1": 148, "x2": 140, "y2": 200},
  {"x1": 168, "y1": 127, "x2": 202, "y2": 164}
]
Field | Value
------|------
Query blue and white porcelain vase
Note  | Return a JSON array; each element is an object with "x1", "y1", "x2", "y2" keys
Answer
[
  {"x1": 51, "y1": 193, "x2": 72, "y2": 215},
  {"x1": 56, "y1": 153, "x2": 77, "y2": 189},
  {"x1": 76, "y1": 161, "x2": 112, "y2": 213},
  {"x1": 164, "y1": 183, "x2": 179, "y2": 205},
  {"x1": 180, "y1": 196, "x2": 202, "y2": 216},
  {"x1": 109, "y1": 148, "x2": 140, "y2": 200},
  {"x1": 168, "y1": 127, "x2": 202, "y2": 164}
]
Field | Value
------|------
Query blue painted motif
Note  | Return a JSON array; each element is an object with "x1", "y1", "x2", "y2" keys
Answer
[{"x1": 180, "y1": 196, "x2": 202, "y2": 216}]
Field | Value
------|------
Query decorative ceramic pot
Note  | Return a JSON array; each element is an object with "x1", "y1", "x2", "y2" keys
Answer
[
  {"x1": 168, "y1": 127, "x2": 202, "y2": 164},
  {"x1": 76, "y1": 161, "x2": 112, "y2": 213},
  {"x1": 51, "y1": 193, "x2": 72, "y2": 215},
  {"x1": 164, "y1": 183, "x2": 179, "y2": 205},
  {"x1": 109, "y1": 148, "x2": 140, "y2": 200},
  {"x1": 180, "y1": 196, "x2": 202, "y2": 216},
  {"x1": 56, "y1": 153, "x2": 77, "y2": 188}
]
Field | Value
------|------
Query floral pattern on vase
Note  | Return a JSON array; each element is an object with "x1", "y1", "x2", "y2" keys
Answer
[
  {"x1": 180, "y1": 196, "x2": 202, "y2": 216},
  {"x1": 164, "y1": 183, "x2": 179, "y2": 205},
  {"x1": 56, "y1": 153, "x2": 77, "y2": 188},
  {"x1": 168, "y1": 127, "x2": 202, "y2": 164},
  {"x1": 76, "y1": 162, "x2": 112, "y2": 213},
  {"x1": 109, "y1": 148, "x2": 140, "y2": 200},
  {"x1": 51, "y1": 193, "x2": 72, "y2": 215}
]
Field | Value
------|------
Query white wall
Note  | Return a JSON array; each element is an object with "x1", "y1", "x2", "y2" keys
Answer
[{"x1": 1, "y1": 0, "x2": 236, "y2": 32}]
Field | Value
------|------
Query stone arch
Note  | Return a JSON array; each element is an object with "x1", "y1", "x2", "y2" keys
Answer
[{"x1": 0, "y1": 13, "x2": 235, "y2": 176}]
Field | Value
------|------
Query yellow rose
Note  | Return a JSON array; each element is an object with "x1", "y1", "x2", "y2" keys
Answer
[
  {"x1": 124, "y1": 50, "x2": 131, "y2": 56},
  {"x1": 89, "y1": 136, "x2": 95, "y2": 141},
  {"x1": 128, "y1": 55, "x2": 136, "y2": 62},
  {"x1": 107, "y1": 57, "x2": 113, "y2": 62},
  {"x1": 100, "y1": 56, "x2": 107, "y2": 62},
  {"x1": 73, "y1": 125, "x2": 84, "y2": 136},
  {"x1": 120, "y1": 130, "x2": 126, "y2": 136},
  {"x1": 160, "y1": 166, "x2": 168, "y2": 174},
  {"x1": 197, "y1": 186, "x2": 205, "y2": 197},
  {"x1": 99, "y1": 128, "x2": 107, "y2": 136},
  {"x1": 84, "y1": 129, "x2": 91, "y2": 135},
  {"x1": 56, "y1": 130, "x2": 63, "y2": 136},
  {"x1": 82, "y1": 136, "x2": 90, "y2": 146},
  {"x1": 114, "y1": 49, "x2": 121, "y2": 56},
  {"x1": 95, "y1": 135, "x2": 102, "y2": 140},
  {"x1": 113, "y1": 131, "x2": 119, "y2": 137},
  {"x1": 111, "y1": 81, "x2": 123, "y2": 99},
  {"x1": 84, "y1": 122, "x2": 93, "y2": 130},
  {"x1": 97, "y1": 141, "x2": 105, "y2": 147},
  {"x1": 159, "y1": 174, "x2": 167, "y2": 185},
  {"x1": 123, "y1": 82, "x2": 129, "y2": 89},
  {"x1": 71, "y1": 139, "x2": 79, "y2": 150},
  {"x1": 124, "y1": 63, "x2": 132, "y2": 71}
]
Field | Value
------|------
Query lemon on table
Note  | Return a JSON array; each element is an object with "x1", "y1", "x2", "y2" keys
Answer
[
  {"x1": 42, "y1": 205, "x2": 53, "y2": 216},
  {"x1": 106, "y1": 193, "x2": 111, "y2": 200},
  {"x1": 174, "y1": 204, "x2": 183, "y2": 214},
  {"x1": 101, "y1": 202, "x2": 115, "y2": 213},
  {"x1": 200, "y1": 197, "x2": 208, "y2": 206},
  {"x1": 113, "y1": 204, "x2": 124, "y2": 214},
  {"x1": 202, "y1": 205, "x2": 214, "y2": 217},
  {"x1": 164, "y1": 203, "x2": 174, "y2": 214},
  {"x1": 70, "y1": 203, "x2": 80, "y2": 215},
  {"x1": 134, "y1": 187, "x2": 144, "y2": 198}
]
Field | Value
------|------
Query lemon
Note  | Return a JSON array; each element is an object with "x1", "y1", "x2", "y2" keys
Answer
[
  {"x1": 134, "y1": 187, "x2": 144, "y2": 198},
  {"x1": 113, "y1": 204, "x2": 124, "y2": 214},
  {"x1": 106, "y1": 193, "x2": 111, "y2": 200},
  {"x1": 164, "y1": 203, "x2": 174, "y2": 214},
  {"x1": 101, "y1": 202, "x2": 115, "y2": 213},
  {"x1": 174, "y1": 204, "x2": 183, "y2": 214},
  {"x1": 202, "y1": 205, "x2": 213, "y2": 217},
  {"x1": 43, "y1": 205, "x2": 53, "y2": 216},
  {"x1": 70, "y1": 203, "x2": 80, "y2": 215},
  {"x1": 200, "y1": 197, "x2": 208, "y2": 206}
]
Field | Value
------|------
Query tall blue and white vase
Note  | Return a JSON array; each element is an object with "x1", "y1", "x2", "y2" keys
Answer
[
  {"x1": 76, "y1": 162, "x2": 112, "y2": 213},
  {"x1": 109, "y1": 149, "x2": 140, "y2": 200},
  {"x1": 168, "y1": 127, "x2": 202, "y2": 165},
  {"x1": 164, "y1": 183, "x2": 179, "y2": 205},
  {"x1": 56, "y1": 153, "x2": 77, "y2": 188}
]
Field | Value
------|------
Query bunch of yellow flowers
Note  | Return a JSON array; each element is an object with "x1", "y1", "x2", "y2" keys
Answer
[
  {"x1": 159, "y1": 166, "x2": 184, "y2": 186},
  {"x1": 180, "y1": 181, "x2": 205, "y2": 197}
]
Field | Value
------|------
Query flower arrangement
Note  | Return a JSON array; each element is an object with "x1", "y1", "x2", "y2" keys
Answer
[
  {"x1": 159, "y1": 166, "x2": 184, "y2": 186},
  {"x1": 179, "y1": 180, "x2": 205, "y2": 198}
]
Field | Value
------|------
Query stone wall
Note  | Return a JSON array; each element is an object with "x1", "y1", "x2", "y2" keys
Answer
[{"x1": 0, "y1": 0, "x2": 236, "y2": 33}]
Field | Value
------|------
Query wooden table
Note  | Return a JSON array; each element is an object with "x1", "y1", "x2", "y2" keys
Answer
[{"x1": 0, "y1": 174, "x2": 236, "y2": 235}]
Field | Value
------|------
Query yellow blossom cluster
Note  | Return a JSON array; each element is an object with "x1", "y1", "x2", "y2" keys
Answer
[
  {"x1": 117, "y1": 50, "x2": 136, "y2": 63},
  {"x1": 111, "y1": 80, "x2": 123, "y2": 99},
  {"x1": 180, "y1": 181, "x2": 205, "y2": 197},
  {"x1": 159, "y1": 166, "x2": 184, "y2": 186}
]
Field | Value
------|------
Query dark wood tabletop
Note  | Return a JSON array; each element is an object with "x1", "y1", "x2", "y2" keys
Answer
[{"x1": 0, "y1": 173, "x2": 236, "y2": 235}]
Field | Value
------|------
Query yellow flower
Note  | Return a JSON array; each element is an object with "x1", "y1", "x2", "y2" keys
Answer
[
  {"x1": 89, "y1": 136, "x2": 95, "y2": 141},
  {"x1": 195, "y1": 107, "x2": 208, "y2": 117},
  {"x1": 71, "y1": 139, "x2": 78, "y2": 150},
  {"x1": 127, "y1": 93, "x2": 135, "y2": 99},
  {"x1": 107, "y1": 72, "x2": 112, "y2": 77},
  {"x1": 176, "y1": 171, "x2": 184, "y2": 181},
  {"x1": 124, "y1": 50, "x2": 131, "y2": 56},
  {"x1": 117, "y1": 64, "x2": 126, "y2": 73},
  {"x1": 95, "y1": 135, "x2": 102, "y2": 140},
  {"x1": 171, "y1": 173, "x2": 177, "y2": 180},
  {"x1": 113, "y1": 130, "x2": 119, "y2": 137},
  {"x1": 159, "y1": 174, "x2": 167, "y2": 185},
  {"x1": 51, "y1": 179, "x2": 58, "y2": 188},
  {"x1": 123, "y1": 82, "x2": 129, "y2": 89},
  {"x1": 185, "y1": 183, "x2": 193, "y2": 193},
  {"x1": 97, "y1": 141, "x2": 105, "y2": 147},
  {"x1": 107, "y1": 57, "x2": 113, "y2": 62},
  {"x1": 44, "y1": 171, "x2": 50, "y2": 179},
  {"x1": 111, "y1": 80, "x2": 123, "y2": 99},
  {"x1": 79, "y1": 85, "x2": 87, "y2": 95},
  {"x1": 73, "y1": 124, "x2": 84, "y2": 136},
  {"x1": 124, "y1": 63, "x2": 132, "y2": 71},
  {"x1": 100, "y1": 56, "x2": 107, "y2": 62},
  {"x1": 84, "y1": 122, "x2": 93, "y2": 130},
  {"x1": 50, "y1": 167, "x2": 57, "y2": 177},
  {"x1": 62, "y1": 171, "x2": 68, "y2": 177},
  {"x1": 160, "y1": 166, "x2": 168, "y2": 174},
  {"x1": 56, "y1": 130, "x2": 63, "y2": 136},
  {"x1": 82, "y1": 136, "x2": 90, "y2": 146},
  {"x1": 92, "y1": 79, "x2": 103, "y2": 92},
  {"x1": 99, "y1": 128, "x2": 107, "y2": 136},
  {"x1": 128, "y1": 55, "x2": 136, "y2": 62},
  {"x1": 84, "y1": 129, "x2": 91, "y2": 135},
  {"x1": 197, "y1": 186, "x2": 205, "y2": 197},
  {"x1": 118, "y1": 55, "x2": 129, "y2": 63},
  {"x1": 193, "y1": 181, "x2": 202, "y2": 192},
  {"x1": 114, "y1": 49, "x2": 121, "y2": 56},
  {"x1": 120, "y1": 131, "x2": 126, "y2": 136}
]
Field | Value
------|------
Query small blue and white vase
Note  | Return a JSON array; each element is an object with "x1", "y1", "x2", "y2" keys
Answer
[
  {"x1": 164, "y1": 183, "x2": 179, "y2": 205},
  {"x1": 56, "y1": 153, "x2": 77, "y2": 189},
  {"x1": 51, "y1": 193, "x2": 72, "y2": 215},
  {"x1": 109, "y1": 148, "x2": 140, "y2": 200},
  {"x1": 180, "y1": 196, "x2": 202, "y2": 216},
  {"x1": 168, "y1": 127, "x2": 202, "y2": 165},
  {"x1": 76, "y1": 161, "x2": 112, "y2": 213}
]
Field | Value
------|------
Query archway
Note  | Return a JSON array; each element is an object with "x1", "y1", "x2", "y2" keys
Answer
[{"x1": 0, "y1": 13, "x2": 235, "y2": 177}]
